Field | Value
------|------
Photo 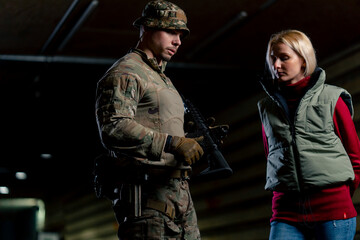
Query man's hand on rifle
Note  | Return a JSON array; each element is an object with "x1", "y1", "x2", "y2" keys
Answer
[{"x1": 168, "y1": 136, "x2": 204, "y2": 165}]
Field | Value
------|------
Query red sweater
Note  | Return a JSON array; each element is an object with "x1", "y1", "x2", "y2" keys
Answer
[{"x1": 262, "y1": 76, "x2": 360, "y2": 222}]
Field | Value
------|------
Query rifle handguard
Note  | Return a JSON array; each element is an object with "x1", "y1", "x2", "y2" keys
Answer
[{"x1": 181, "y1": 95, "x2": 233, "y2": 181}]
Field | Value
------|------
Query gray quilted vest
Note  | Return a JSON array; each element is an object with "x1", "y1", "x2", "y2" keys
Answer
[{"x1": 258, "y1": 68, "x2": 355, "y2": 192}]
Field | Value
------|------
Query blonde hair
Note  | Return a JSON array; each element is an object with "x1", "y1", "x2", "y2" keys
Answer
[{"x1": 266, "y1": 30, "x2": 317, "y2": 79}]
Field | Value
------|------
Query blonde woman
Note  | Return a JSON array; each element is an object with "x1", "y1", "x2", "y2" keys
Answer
[{"x1": 258, "y1": 29, "x2": 360, "y2": 239}]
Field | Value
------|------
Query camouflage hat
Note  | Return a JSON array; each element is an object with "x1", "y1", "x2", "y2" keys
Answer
[{"x1": 133, "y1": 0, "x2": 190, "y2": 37}]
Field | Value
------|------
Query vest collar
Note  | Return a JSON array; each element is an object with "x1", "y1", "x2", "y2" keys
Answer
[
  {"x1": 307, "y1": 67, "x2": 325, "y2": 93},
  {"x1": 260, "y1": 67, "x2": 326, "y2": 122},
  {"x1": 260, "y1": 67, "x2": 325, "y2": 100}
]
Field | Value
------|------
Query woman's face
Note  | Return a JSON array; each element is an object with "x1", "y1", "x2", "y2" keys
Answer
[{"x1": 270, "y1": 42, "x2": 305, "y2": 84}]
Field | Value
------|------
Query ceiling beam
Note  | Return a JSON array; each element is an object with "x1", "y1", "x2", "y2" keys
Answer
[
  {"x1": 186, "y1": 0, "x2": 279, "y2": 60},
  {"x1": 0, "y1": 54, "x2": 241, "y2": 70},
  {"x1": 40, "y1": 0, "x2": 80, "y2": 54},
  {"x1": 58, "y1": 0, "x2": 99, "y2": 52}
]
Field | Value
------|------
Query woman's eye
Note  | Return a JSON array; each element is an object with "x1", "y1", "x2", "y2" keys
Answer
[{"x1": 280, "y1": 56, "x2": 289, "y2": 61}]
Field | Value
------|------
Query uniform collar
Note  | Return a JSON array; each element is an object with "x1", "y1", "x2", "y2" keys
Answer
[{"x1": 131, "y1": 48, "x2": 167, "y2": 73}]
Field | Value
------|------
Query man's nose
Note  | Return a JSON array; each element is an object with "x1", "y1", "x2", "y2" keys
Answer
[{"x1": 173, "y1": 35, "x2": 181, "y2": 46}]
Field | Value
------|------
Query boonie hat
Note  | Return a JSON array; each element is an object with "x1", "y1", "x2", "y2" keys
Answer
[{"x1": 133, "y1": 0, "x2": 190, "y2": 37}]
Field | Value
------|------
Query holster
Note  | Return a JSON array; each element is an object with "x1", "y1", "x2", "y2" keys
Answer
[
  {"x1": 93, "y1": 153, "x2": 147, "y2": 199},
  {"x1": 113, "y1": 183, "x2": 176, "y2": 221},
  {"x1": 93, "y1": 153, "x2": 191, "y2": 198},
  {"x1": 94, "y1": 153, "x2": 187, "y2": 220}
]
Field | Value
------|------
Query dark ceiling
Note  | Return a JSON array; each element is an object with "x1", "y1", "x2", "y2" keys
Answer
[{"x1": 1, "y1": 0, "x2": 360, "y2": 200}]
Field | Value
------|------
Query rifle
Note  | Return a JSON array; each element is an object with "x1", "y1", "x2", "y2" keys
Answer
[{"x1": 182, "y1": 96, "x2": 233, "y2": 181}]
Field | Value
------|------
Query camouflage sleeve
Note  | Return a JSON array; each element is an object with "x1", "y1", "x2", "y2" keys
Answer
[{"x1": 95, "y1": 72, "x2": 167, "y2": 161}]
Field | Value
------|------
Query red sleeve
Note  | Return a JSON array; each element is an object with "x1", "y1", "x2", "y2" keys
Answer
[
  {"x1": 333, "y1": 97, "x2": 360, "y2": 196},
  {"x1": 262, "y1": 124, "x2": 269, "y2": 158}
]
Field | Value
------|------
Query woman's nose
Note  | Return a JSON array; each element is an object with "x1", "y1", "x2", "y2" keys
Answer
[{"x1": 273, "y1": 58, "x2": 281, "y2": 69}]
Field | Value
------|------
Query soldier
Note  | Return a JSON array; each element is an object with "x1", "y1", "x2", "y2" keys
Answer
[{"x1": 95, "y1": 1, "x2": 204, "y2": 239}]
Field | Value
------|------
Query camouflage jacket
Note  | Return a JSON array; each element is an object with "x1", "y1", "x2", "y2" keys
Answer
[{"x1": 95, "y1": 48, "x2": 189, "y2": 170}]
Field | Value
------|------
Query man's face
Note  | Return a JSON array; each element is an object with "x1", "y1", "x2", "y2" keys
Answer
[{"x1": 145, "y1": 29, "x2": 183, "y2": 63}]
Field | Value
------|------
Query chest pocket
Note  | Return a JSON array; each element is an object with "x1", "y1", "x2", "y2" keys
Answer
[{"x1": 305, "y1": 104, "x2": 333, "y2": 133}]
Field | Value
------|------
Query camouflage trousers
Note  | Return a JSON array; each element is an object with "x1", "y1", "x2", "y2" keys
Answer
[{"x1": 113, "y1": 179, "x2": 200, "y2": 240}]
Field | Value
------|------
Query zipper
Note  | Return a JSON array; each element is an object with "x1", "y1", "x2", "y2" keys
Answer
[
  {"x1": 290, "y1": 119, "x2": 304, "y2": 193},
  {"x1": 134, "y1": 49, "x2": 170, "y2": 87},
  {"x1": 159, "y1": 73, "x2": 170, "y2": 86},
  {"x1": 259, "y1": 79, "x2": 305, "y2": 191},
  {"x1": 273, "y1": 93, "x2": 304, "y2": 193}
]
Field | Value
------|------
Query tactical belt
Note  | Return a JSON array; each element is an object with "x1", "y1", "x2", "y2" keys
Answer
[
  {"x1": 147, "y1": 168, "x2": 190, "y2": 180},
  {"x1": 168, "y1": 169, "x2": 189, "y2": 179},
  {"x1": 146, "y1": 199, "x2": 176, "y2": 220}
]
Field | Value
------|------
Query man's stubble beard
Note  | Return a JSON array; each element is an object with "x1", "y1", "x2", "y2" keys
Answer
[{"x1": 160, "y1": 53, "x2": 172, "y2": 62}]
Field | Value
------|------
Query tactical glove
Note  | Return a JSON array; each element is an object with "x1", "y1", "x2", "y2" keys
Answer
[{"x1": 168, "y1": 136, "x2": 204, "y2": 165}]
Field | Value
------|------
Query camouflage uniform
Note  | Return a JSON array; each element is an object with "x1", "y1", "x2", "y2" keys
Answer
[{"x1": 95, "y1": 1, "x2": 200, "y2": 239}]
